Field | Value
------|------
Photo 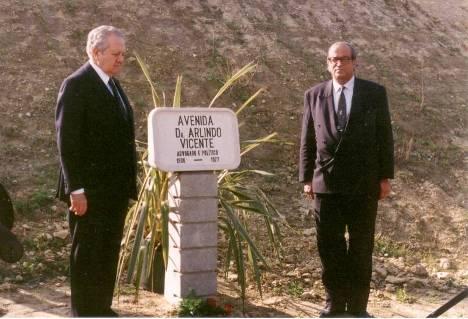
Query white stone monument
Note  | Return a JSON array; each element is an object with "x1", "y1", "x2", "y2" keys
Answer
[{"x1": 148, "y1": 107, "x2": 240, "y2": 303}]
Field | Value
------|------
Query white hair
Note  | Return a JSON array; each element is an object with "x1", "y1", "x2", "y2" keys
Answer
[
  {"x1": 328, "y1": 41, "x2": 357, "y2": 60},
  {"x1": 86, "y1": 25, "x2": 124, "y2": 60}
]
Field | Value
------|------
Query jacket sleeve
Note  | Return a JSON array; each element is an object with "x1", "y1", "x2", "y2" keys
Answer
[
  {"x1": 376, "y1": 86, "x2": 394, "y2": 179},
  {"x1": 299, "y1": 90, "x2": 317, "y2": 183},
  {"x1": 55, "y1": 78, "x2": 85, "y2": 194}
]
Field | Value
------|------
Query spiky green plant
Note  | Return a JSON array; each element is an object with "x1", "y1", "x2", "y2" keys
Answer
[{"x1": 116, "y1": 52, "x2": 283, "y2": 303}]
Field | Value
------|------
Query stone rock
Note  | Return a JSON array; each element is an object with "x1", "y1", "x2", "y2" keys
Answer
[
  {"x1": 301, "y1": 291, "x2": 318, "y2": 300},
  {"x1": 439, "y1": 258, "x2": 453, "y2": 270},
  {"x1": 374, "y1": 265, "x2": 388, "y2": 278},
  {"x1": 457, "y1": 269, "x2": 468, "y2": 279},
  {"x1": 407, "y1": 277, "x2": 428, "y2": 288},
  {"x1": 283, "y1": 255, "x2": 295, "y2": 263},
  {"x1": 286, "y1": 270, "x2": 299, "y2": 277},
  {"x1": 410, "y1": 264, "x2": 428, "y2": 277},
  {"x1": 386, "y1": 263, "x2": 400, "y2": 276},
  {"x1": 268, "y1": 273, "x2": 280, "y2": 280},
  {"x1": 385, "y1": 284, "x2": 396, "y2": 292},
  {"x1": 301, "y1": 272, "x2": 312, "y2": 278},
  {"x1": 303, "y1": 228, "x2": 315, "y2": 236},
  {"x1": 435, "y1": 281, "x2": 450, "y2": 291},
  {"x1": 227, "y1": 273, "x2": 238, "y2": 282},
  {"x1": 436, "y1": 272, "x2": 450, "y2": 279},
  {"x1": 299, "y1": 264, "x2": 315, "y2": 273},
  {"x1": 263, "y1": 296, "x2": 283, "y2": 305},
  {"x1": 53, "y1": 230, "x2": 69, "y2": 240},
  {"x1": 385, "y1": 275, "x2": 407, "y2": 285}
]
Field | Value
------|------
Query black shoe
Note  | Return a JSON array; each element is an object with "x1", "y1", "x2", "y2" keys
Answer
[
  {"x1": 349, "y1": 311, "x2": 373, "y2": 318},
  {"x1": 319, "y1": 310, "x2": 349, "y2": 318},
  {"x1": 102, "y1": 309, "x2": 119, "y2": 317},
  {"x1": 319, "y1": 304, "x2": 347, "y2": 318}
]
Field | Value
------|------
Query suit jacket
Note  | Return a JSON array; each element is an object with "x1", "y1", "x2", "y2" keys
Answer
[
  {"x1": 299, "y1": 78, "x2": 394, "y2": 196},
  {"x1": 55, "y1": 62, "x2": 137, "y2": 202}
]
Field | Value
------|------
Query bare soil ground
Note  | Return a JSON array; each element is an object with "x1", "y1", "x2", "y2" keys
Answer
[{"x1": 0, "y1": 0, "x2": 467, "y2": 317}]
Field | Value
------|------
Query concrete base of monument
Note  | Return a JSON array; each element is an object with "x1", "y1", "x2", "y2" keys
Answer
[
  {"x1": 164, "y1": 269, "x2": 218, "y2": 304},
  {"x1": 164, "y1": 171, "x2": 219, "y2": 303}
]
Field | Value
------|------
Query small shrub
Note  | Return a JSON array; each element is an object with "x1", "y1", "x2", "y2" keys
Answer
[
  {"x1": 178, "y1": 291, "x2": 226, "y2": 317},
  {"x1": 15, "y1": 189, "x2": 53, "y2": 216},
  {"x1": 287, "y1": 280, "x2": 304, "y2": 298},
  {"x1": 374, "y1": 235, "x2": 407, "y2": 257},
  {"x1": 396, "y1": 287, "x2": 415, "y2": 304}
]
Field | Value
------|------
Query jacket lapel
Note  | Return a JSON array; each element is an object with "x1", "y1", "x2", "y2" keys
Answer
[
  {"x1": 114, "y1": 79, "x2": 134, "y2": 122},
  {"x1": 85, "y1": 63, "x2": 114, "y2": 101},
  {"x1": 85, "y1": 63, "x2": 131, "y2": 124},
  {"x1": 323, "y1": 80, "x2": 340, "y2": 142},
  {"x1": 347, "y1": 78, "x2": 364, "y2": 132}
]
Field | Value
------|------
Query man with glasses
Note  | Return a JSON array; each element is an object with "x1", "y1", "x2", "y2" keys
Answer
[{"x1": 299, "y1": 42, "x2": 394, "y2": 317}]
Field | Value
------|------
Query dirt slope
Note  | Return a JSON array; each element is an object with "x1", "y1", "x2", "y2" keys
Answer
[{"x1": 0, "y1": 0, "x2": 466, "y2": 317}]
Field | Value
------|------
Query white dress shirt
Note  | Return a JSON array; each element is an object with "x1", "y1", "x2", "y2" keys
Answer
[
  {"x1": 89, "y1": 59, "x2": 113, "y2": 93},
  {"x1": 332, "y1": 76, "x2": 355, "y2": 117}
]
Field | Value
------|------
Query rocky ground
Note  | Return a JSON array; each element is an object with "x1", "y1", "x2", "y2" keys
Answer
[
  {"x1": 0, "y1": 273, "x2": 467, "y2": 317},
  {"x1": 0, "y1": 0, "x2": 467, "y2": 317}
]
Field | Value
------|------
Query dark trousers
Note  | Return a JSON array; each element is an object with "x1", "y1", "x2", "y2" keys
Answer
[
  {"x1": 68, "y1": 195, "x2": 128, "y2": 317},
  {"x1": 314, "y1": 194, "x2": 378, "y2": 313}
]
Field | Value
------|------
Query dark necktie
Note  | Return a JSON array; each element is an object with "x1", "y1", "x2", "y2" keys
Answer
[
  {"x1": 337, "y1": 86, "x2": 347, "y2": 132},
  {"x1": 108, "y1": 78, "x2": 128, "y2": 120}
]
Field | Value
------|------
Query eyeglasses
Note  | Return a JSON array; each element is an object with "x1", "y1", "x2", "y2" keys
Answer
[{"x1": 327, "y1": 56, "x2": 353, "y2": 64}]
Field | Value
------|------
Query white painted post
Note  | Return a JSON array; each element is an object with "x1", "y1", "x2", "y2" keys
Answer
[
  {"x1": 147, "y1": 107, "x2": 240, "y2": 304},
  {"x1": 164, "y1": 171, "x2": 218, "y2": 303}
]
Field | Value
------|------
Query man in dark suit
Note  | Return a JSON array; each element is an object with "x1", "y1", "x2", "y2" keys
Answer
[
  {"x1": 55, "y1": 25, "x2": 137, "y2": 317},
  {"x1": 299, "y1": 42, "x2": 394, "y2": 317}
]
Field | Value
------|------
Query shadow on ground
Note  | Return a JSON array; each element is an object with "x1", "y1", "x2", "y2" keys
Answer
[{"x1": 0, "y1": 283, "x2": 68, "y2": 317}]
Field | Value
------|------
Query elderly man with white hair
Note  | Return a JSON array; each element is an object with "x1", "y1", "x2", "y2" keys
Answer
[{"x1": 55, "y1": 25, "x2": 137, "y2": 317}]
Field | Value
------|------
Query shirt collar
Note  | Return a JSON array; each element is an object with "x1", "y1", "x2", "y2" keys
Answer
[
  {"x1": 333, "y1": 76, "x2": 355, "y2": 93},
  {"x1": 89, "y1": 59, "x2": 111, "y2": 84}
]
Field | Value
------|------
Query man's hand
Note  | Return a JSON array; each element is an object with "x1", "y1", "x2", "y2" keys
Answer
[
  {"x1": 303, "y1": 182, "x2": 314, "y2": 199},
  {"x1": 379, "y1": 179, "x2": 391, "y2": 200},
  {"x1": 70, "y1": 193, "x2": 88, "y2": 216}
]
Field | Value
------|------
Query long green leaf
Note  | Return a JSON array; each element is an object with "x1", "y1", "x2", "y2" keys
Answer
[
  {"x1": 134, "y1": 51, "x2": 161, "y2": 108},
  {"x1": 235, "y1": 88, "x2": 264, "y2": 115},
  {"x1": 236, "y1": 234, "x2": 246, "y2": 305},
  {"x1": 241, "y1": 133, "x2": 278, "y2": 156},
  {"x1": 133, "y1": 245, "x2": 146, "y2": 302},
  {"x1": 247, "y1": 244, "x2": 263, "y2": 298},
  {"x1": 218, "y1": 216, "x2": 235, "y2": 278},
  {"x1": 127, "y1": 203, "x2": 149, "y2": 283},
  {"x1": 173, "y1": 76, "x2": 182, "y2": 108},
  {"x1": 208, "y1": 62, "x2": 256, "y2": 108},
  {"x1": 220, "y1": 200, "x2": 268, "y2": 266}
]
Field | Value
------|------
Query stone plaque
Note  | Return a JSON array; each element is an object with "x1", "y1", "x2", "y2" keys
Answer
[{"x1": 148, "y1": 107, "x2": 240, "y2": 172}]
